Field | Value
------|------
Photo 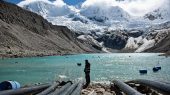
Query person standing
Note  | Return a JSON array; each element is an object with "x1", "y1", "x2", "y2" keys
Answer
[{"x1": 83, "y1": 59, "x2": 91, "y2": 88}]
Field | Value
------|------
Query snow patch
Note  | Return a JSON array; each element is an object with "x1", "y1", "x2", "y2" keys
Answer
[
  {"x1": 135, "y1": 39, "x2": 155, "y2": 52},
  {"x1": 77, "y1": 35, "x2": 100, "y2": 46},
  {"x1": 125, "y1": 36, "x2": 143, "y2": 49}
]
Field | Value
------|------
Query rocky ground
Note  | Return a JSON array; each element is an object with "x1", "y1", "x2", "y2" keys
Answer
[{"x1": 82, "y1": 83, "x2": 114, "y2": 95}]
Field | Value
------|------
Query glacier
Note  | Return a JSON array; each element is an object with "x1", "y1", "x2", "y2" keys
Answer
[{"x1": 17, "y1": 0, "x2": 170, "y2": 53}]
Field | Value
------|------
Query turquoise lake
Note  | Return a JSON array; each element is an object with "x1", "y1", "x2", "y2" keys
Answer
[{"x1": 0, "y1": 53, "x2": 170, "y2": 86}]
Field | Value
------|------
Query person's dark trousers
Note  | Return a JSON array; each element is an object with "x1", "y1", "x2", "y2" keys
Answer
[{"x1": 83, "y1": 72, "x2": 90, "y2": 88}]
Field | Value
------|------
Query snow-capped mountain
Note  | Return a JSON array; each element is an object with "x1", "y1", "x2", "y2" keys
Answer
[
  {"x1": 19, "y1": 1, "x2": 76, "y2": 18},
  {"x1": 18, "y1": 0, "x2": 142, "y2": 33},
  {"x1": 80, "y1": 5, "x2": 131, "y2": 23},
  {"x1": 144, "y1": 0, "x2": 170, "y2": 22},
  {"x1": 17, "y1": 0, "x2": 170, "y2": 32},
  {"x1": 17, "y1": 0, "x2": 170, "y2": 53}
]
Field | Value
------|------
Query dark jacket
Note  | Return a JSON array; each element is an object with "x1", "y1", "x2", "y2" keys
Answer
[{"x1": 84, "y1": 62, "x2": 90, "y2": 73}]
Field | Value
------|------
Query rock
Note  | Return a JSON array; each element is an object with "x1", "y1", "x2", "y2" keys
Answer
[
  {"x1": 95, "y1": 88, "x2": 105, "y2": 92},
  {"x1": 145, "y1": 28, "x2": 170, "y2": 53},
  {"x1": 97, "y1": 30, "x2": 128, "y2": 50},
  {"x1": 127, "y1": 30, "x2": 143, "y2": 38},
  {"x1": 103, "y1": 92, "x2": 113, "y2": 95}
]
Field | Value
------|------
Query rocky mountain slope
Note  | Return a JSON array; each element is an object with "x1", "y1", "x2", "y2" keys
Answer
[
  {"x1": 17, "y1": 0, "x2": 170, "y2": 54},
  {"x1": 145, "y1": 28, "x2": 170, "y2": 53},
  {"x1": 2, "y1": 0, "x2": 170, "y2": 56},
  {"x1": 18, "y1": 0, "x2": 144, "y2": 33},
  {"x1": 124, "y1": 22, "x2": 170, "y2": 52},
  {"x1": 144, "y1": 0, "x2": 170, "y2": 22},
  {"x1": 0, "y1": 1, "x2": 100, "y2": 58}
]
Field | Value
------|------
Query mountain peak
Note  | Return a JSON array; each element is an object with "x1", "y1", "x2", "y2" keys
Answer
[
  {"x1": 144, "y1": 1, "x2": 170, "y2": 21},
  {"x1": 18, "y1": 0, "x2": 73, "y2": 17},
  {"x1": 80, "y1": 5, "x2": 131, "y2": 22}
]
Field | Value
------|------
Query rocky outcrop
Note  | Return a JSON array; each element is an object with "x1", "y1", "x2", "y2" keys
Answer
[
  {"x1": 77, "y1": 35, "x2": 103, "y2": 52},
  {"x1": 123, "y1": 26, "x2": 170, "y2": 53},
  {"x1": 127, "y1": 30, "x2": 143, "y2": 38},
  {"x1": 0, "y1": 1, "x2": 97, "y2": 57},
  {"x1": 97, "y1": 31, "x2": 128, "y2": 50},
  {"x1": 145, "y1": 28, "x2": 170, "y2": 53},
  {"x1": 144, "y1": 14, "x2": 160, "y2": 21}
]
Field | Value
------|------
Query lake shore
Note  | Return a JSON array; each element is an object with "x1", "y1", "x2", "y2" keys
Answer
[
  {"x1": 159, "y1": 52, "x2": 170, "y2": 57},
  {"x1": 0, "y1": 50, "x2": 169, "y2": 59},
  {"x1": 0, "y1": 50, "x2": 85, "y2": 59}
]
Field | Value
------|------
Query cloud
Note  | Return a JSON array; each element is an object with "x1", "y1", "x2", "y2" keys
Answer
[
  {"x1": 18, "y1": 0, "x2": 169, "y2": 16},
  {"x1": 81, "y1": 0, "x2": 168, "y2": 16},
  {"x1": 53, "y1": 0, "x2": 66, "y2": 7},
  {"x1": 18, "y1": 0, "x2": 66, "y2": 7},
  {"x1": 18, "y1": 0, "x2": 52, "y2": 7}
]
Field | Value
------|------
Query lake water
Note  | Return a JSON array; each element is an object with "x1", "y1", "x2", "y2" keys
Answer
[{"x1": 0, "y1": 53, "x2": 170, "y2": 86}]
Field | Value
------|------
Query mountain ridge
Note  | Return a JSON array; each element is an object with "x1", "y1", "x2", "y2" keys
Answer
[
  {"x1": 1, "y1": 0, "x2": 170, "y2": 57},
  {"x1": 0, "y1": 0, "x2": 100, "y2": 58},
  {"x1": 18, "y1": 0, "x2": 170, "y2": 54}
]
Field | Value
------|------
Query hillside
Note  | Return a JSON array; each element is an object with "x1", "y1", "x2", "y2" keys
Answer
[
  {"x1": 144, "y1": 0, "x2": 170, "y2": 22},
  {"x1": 145, "y1": 28, "x2": 170, "y2": 53},
  {"x1": 0, "y1": 1, "x2": 99, "y2": 58}
]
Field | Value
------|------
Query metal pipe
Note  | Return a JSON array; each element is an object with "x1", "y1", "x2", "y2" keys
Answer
[
  {"x1": 37, "y1": 82, "x2": 60, "y2": 95},
  {"x1": 62, "y1": 82, "x2": 79, "y2": 95},
  {"x1": 49, "y1": 82, "x2": 72, "y2": 95},
  {"x1": 0, "y1": 84, "x2": 50, "y2": 95},
  {"x1": 128, "y1": 79, "x2": 170, "y2": 95},
  {"x1": 113, "y1": 80, "x2": 143, "y2": 95},
  {"x1": 71, "y1": 81, "x2": 84, "y2": 95}
]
